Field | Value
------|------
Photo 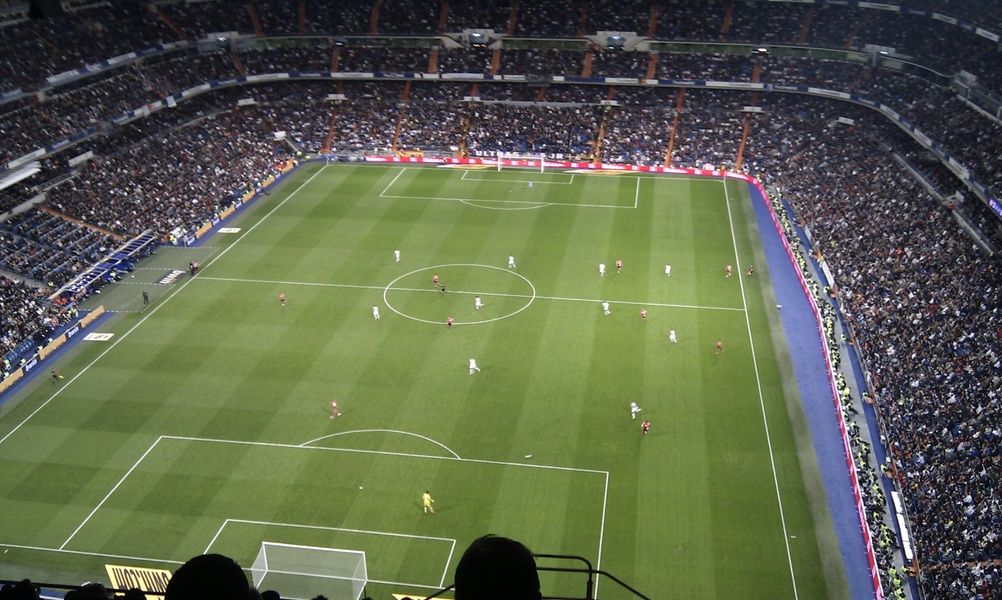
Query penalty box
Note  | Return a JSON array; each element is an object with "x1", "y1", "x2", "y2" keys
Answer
[
  {"x1": 62, "y1": 435, "x2": 608, "y2": 590},
  {"x1": 382, "y1": 167, "x2": 640, "y2": 208}
]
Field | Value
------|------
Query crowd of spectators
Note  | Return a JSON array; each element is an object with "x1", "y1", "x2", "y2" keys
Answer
[
  {"x1": 2, "y1": 0, "x2": 1001, "y2": 97},
  {"x1": 0, "y1": 208, "x2": 115, "y2": 287},
  {"x1": 0, "y1": 275, "x2": 61, "y2": 364},
  {"x1": 467, "y1": 104, "x2": 599, "y2": 157},
  {"x1": 745, "y1": 92, "x2": 1001, "y2": 600}
]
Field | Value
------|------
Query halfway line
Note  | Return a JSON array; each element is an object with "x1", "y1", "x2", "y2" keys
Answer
[{"x1": 196, "y1": 275, "x2": 745, "y2": 313}]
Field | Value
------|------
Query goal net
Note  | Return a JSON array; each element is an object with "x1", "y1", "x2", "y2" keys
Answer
[
  {"x1": 497, "y1": 151, "x2": 546, "y2": 173},
  {"x1": 250, "y1": 542, "x2": 367, "y2": 600}
]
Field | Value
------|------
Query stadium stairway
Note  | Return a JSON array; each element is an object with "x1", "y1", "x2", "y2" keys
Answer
[
  {"x1": 436, "y1": 0, "x2": 448, "y2": 34},
  {"x1": 369, "y1": 0, "x2": 380, "y2": 35},
  {"x1": 506, "y1": 1, "x2": 518, "y2": 35},
  {"x1": 797, "y1": 7, "x2": 815, "y2": 45},
  {"x1": 298, "y1": 0, "x2": 306, "y2": 34},
  {"x1": 581, "y1": 48, "x2": 593, "y2": 77},
  {"x1": 645, "y1": 53, "x2": 657, "y2": 79},
  {"x1": 330, "y1": 47, "x2": 340, "y2": 72},
  {"x1": 427, "y1": 47, "x2": 439, "y2": 73},
  {"x1": 153, "y1": 6, "x2": 184, "y2": 40},
  {"x1": 246, "y1": 2, "x2": 264, "y2": 36},
  {"x1": 646, "y1": 2, "x2": 658, "y2": 38},
  {"x1": 663, "y1": 88, "x2": 685, "y2": 166},
  {"x1": 320, "y1": 103, "x2": 339, "y2": 153}
]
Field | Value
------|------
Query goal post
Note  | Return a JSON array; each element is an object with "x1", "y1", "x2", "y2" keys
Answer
[
  {"x1": 497, "y1": 151, "x2": 545, "y2": 173},
  {"x1": 250, "y1": 542, "x2": 367, "y2": 600}
]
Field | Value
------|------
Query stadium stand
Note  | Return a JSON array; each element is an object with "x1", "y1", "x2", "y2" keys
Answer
[{"x1": 1, "y1": 1, "x2": 1000, "y2": 598}]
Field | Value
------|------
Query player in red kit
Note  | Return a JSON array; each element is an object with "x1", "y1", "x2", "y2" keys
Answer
[
  {"x1": 640, "y1": 309, "x2": 648, "y2": 320},
  {"x1": 641, "y1": 420, "x2": 651, "y2": 435},
  {"x1": 616, "y1": 258, "x2": 623, "y2": 273},
  {"x1": 447, "y1": 316, "x2": 454, "y2": 328},
  {"x1": 279, "y1": 292, "x2": 286, "y2": 307},
  {"x1": 724, "y1": 264, "x2": 733, "y2": 277},
  {"x1": 715, "y1": 339, "x2": 724, "y2": 355},
  {"x1": 433, "y1": 274, "x2": 439, "y2": 287}
]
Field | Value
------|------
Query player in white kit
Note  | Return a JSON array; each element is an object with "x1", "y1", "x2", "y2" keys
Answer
[
  {"x1": 669, "y1": 329, "x2": 677, "y2": 344},
  {"x1": 599, "y1": 263, "x2": 606, "y2": 277},
  {"x1": 602, "y1": 301, "x2": 611, "y2": 316},
  {"x1": 630, "y1": 401, "x2": 642, "y2": 420},
  {"x1": 372, "y1": 305, "x2": 380, "y2": 320},
  {"x1": 469, "y1": 358, "x2": 480, "y2": 374}
]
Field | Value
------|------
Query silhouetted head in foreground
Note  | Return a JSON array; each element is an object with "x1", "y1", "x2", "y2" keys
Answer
[
  {"x1": 165, "y1": 553, "x2": 250, "y2": 600},
  {"x1": 454, "y1": 535, "x2": 542, "y2": 600}
]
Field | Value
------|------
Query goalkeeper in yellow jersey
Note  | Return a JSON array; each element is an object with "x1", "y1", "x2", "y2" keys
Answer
[{"x1": 422, "y1": 490, "x2": 436, "y2": 514}]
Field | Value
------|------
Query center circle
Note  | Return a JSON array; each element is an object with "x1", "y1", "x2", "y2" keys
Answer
[{"x1": 382, "y1": 264, "x2": 536, "y2": 326}]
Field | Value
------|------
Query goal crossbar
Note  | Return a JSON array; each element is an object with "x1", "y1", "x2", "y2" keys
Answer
[{"x1": 251, "y1": 541, "x2": 367, "y2": 600}]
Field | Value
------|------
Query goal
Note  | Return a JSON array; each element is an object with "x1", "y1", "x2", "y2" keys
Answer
[
  {"x1": 497, "y1": 151, "x2": 546, "y2": 173},
  {"x1": 250, "y1": 542, "x2": 368, "y2": 600}
]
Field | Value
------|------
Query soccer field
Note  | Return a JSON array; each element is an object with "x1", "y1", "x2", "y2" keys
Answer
[{"x1": 0, "y1": 163, "x2": 843, "y2": 599}]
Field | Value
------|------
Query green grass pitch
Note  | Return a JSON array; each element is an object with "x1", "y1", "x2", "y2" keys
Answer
[{"x1": 0, "y1": 163, "x2": 845, "y2": 599}]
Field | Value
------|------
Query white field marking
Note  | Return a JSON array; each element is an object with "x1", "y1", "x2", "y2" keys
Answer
[
  {"x1": 634, "y1": 176, "x2": 641, "y2": 208},
  {"x1": 60, "y1": 436, "x2": 165, "y2": 550},
  {"x1": 382, "y1": 264, "x2": 537, "y2": 326},
  {"x1": 460, "y1": 170, "x2": 575, "y2": 184},
  {"x1": 299, "y1": 429, "x2": 462, "y2": 459},
  {"x1": 0, "y1": 165, "x2": 329, "y2": 450},
  {"x1": 722, "y1": 175, "x2": 799, "y2": 599},
  {"x1": 440, "y1": 538, "x2": 457, "y2": 588},
  {"x1": 162, "y1": 434, "x2": 609, "y2": 476},
  {"x1": 594, "y1": 471, "x2": 610, "y2": 598},
  {"x1": 458, "y1": 198, "x2": 551, "y2": 211},
  {"x1": 0, "y1": 542, "x2": 185, "y2": 565},
  {"x1": 197, "y1": 275, "x2": 745, "y2": 313},
  {"x1": 382, "y1": 192, "x2": 632, "y2": 209},
  {"x1": 378, "y1": 167, "x2": 408, "y2": 198}
]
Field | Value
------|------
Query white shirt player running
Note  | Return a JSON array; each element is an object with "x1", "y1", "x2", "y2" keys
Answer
[
  {"x1": 630, "y1": 401, "x2": 642, "y2": 420},
  {"x1": 602, "y1": 301, "x2": 610, "y2": 316},
  {"x1": 469, "y1": 358, "x2": 480, "y2": 374},
  {"x1": 372, "y1": 306, "x2": 380, "y2": 320}
]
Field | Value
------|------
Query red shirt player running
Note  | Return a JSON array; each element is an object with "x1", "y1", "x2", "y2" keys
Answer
[
  {"x1": 616, "y1": 259, "x2": 623, "y2": 273},
  {"x1": 715, "y1": 339, "x2": 724, "y2": 355},
  {"x1": 640, "y1": 309, "x2": 648, "y2": 320},
  {"x1": 433, "y1": 274, "x2": 439, "y2": 287},
  {"x1": 447, "y1": 316, "x2": 454, "y2": 328},
  {"x1": 279, "y1": 292, "x2": 286, "y2": 306},
  {"x1": 641, "y1": 420, "x2": 651, "y2": 435}
]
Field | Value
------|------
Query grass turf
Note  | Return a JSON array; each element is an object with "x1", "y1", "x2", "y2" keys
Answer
[{"x1": 0, "y1": 163, "x2": 841, "y2": 599}]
